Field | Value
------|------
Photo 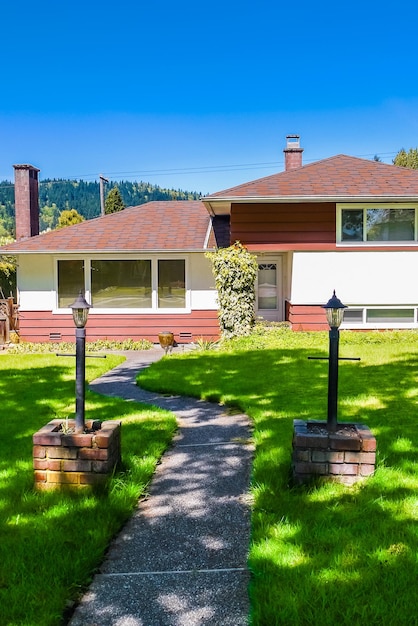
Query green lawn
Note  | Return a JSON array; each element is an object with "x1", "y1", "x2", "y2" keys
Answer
[
  {"x1": 138, "y1": 328, "x2": 418, "y2": 626},
  {"x1": 0, "y1": 353, "x2": 177, "y2": 626}
]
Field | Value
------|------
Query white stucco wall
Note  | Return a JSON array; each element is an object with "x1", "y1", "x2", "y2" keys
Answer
[
  {"x1": 17, "y1": 255, "x2": 56, "y2": 310},
  {"x1": 189, "y1": 253, "x2": 218, "y2": 309},
  {"x1": 291, "y1": 251, "x2": 418, "y2": 305}
]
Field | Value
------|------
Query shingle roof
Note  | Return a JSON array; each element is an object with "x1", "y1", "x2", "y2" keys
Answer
[
  {"x1": 1, "y1": 201, "x2": 212, "y2": 253},
  {"x1": 4, "y1": 154, "x2": 418, "y2": 253},
  {"x1": 203, "y1": 155, "x2": 418, "y2": 212}
]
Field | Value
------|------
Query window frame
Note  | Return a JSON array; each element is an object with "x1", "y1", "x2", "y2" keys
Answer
[
  {"x1": 54, "y1": 255, "x2": 190, "y2": 314},
  {"x1": 56, "y1": 259, "x2": 85, "y2": 309},
  {"x1": 90, "y1": 259, "x2": 153, "y2": 310},
  {"x1": 337, "y1": 203, "x2": 418, "y2": 245},
  {"x1": 341, "y1": 306, "x2": 418, "y2": 329}
]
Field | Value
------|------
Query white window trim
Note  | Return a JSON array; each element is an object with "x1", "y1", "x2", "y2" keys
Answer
[
  {"x1": 53, "y1": 255, "x2": 191, "y2": 314},
  {"x1": 336, "y1": 203, "x2": 418, "y2": 245}
]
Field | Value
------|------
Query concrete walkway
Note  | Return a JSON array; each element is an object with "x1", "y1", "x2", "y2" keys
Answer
[{"x1": 69, "y1": 348, "x2": 254, "y2": 626}]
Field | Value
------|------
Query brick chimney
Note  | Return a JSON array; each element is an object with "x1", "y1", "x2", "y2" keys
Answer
[
  {"x1": 13, "y1": 164, "x2": 40, "y2": 240},
  {"x1": 283, "y1": 135, "x2": 303, "y2": 171}
]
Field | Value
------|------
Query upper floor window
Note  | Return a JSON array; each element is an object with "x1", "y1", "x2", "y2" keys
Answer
[{"x1": 338, "y1": 205, "x2": 416, "y2": 243}]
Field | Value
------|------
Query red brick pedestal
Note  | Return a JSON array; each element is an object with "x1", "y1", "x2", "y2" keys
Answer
[
  {"x1": 292, "y1": 419, "x2": 376, "y2": 486},
  {"x1": 33, "y1": 419, "x2": 121, "y2": 490}
]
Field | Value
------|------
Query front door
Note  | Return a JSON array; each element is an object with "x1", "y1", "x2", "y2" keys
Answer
[{"x1": 256, "y1": 259, "x2": 283, "y2": 322}]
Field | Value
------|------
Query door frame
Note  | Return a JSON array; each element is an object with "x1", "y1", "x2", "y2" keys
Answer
[{"x1": 256, "y1": 256, "x2": 284, "y2": 322}]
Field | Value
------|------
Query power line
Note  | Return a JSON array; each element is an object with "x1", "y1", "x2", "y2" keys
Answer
[
  {"x1": 61, "y1": 152, "x2": 400, "y2": 181},
  {"x1": 0, "y1": 150, "x2": 400, "y2": 186}
]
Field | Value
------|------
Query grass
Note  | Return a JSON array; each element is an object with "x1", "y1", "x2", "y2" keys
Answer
[
  {"x1": 138, "y1": 327, "x2": 418, "y2": 626},
  {"x1": 0, "y1": 352, "x2": 177, "y2": 626}
]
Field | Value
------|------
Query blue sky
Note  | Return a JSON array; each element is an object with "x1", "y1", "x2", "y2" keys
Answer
[{"x1": 2, "y1": 0, "x2": 418, "y2": 194}]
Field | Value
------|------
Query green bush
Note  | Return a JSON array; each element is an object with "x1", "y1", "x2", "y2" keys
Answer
[{"x1": 206, "y1": 241, "x2": 258, "y2": 339}]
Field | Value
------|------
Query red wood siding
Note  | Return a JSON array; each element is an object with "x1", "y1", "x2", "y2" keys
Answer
[
  {"x1": 288, "y1": 304, "x2": 329, "y2": 331},
  {"x1": 231, "y1": 202, "x2": 335, "y2": 246},
  {"x1": 18, "y1": 310, "x2": 220, "y2": 343}
]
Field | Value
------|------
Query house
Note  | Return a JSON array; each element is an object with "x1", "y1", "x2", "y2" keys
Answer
[{"x1": 3, "y1": 135, "x2": 418, "y2": 343}]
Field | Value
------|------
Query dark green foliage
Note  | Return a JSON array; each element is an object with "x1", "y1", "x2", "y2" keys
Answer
[
  {"x1": 0, "y1": 179, "x2": 201, "y2": 237},
  {"x1": 105, "y1": 186, "x2": 125, "y2": 214},
  {"x1": 0, "y1": 180, "x2": 16, "y2": 235}
]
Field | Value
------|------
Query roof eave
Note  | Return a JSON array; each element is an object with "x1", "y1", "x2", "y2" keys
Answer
[{"x1": 203, "y1": 195, "x2": 418, "y2": 215}]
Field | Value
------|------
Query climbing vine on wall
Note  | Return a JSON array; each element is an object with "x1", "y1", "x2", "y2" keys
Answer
[{"x1": 206, "y1": 241, "x2": 258, "y2": 339}]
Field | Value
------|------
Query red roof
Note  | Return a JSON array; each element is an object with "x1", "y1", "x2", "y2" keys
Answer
[
  {"x1": 4, "y1": 154, "x2": 418, "y2": 253},
  {"x1": 203, "y1": 155, "x2": 418, "y2": 214},
  {"x1": 2, "y1": 201, "x2": 213, "y2": 253}
]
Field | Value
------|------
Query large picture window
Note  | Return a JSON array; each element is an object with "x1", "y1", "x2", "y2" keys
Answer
[
  {"x1": 158, "y1": 260, "x2": 185, "y2": 308},
  {"x1": 58, "y1": 260, "x2": 84, "y2": 308},
  {"x1": 57, "y1": 258, "x2": 187, "y2": 311},
  {"x1": 340, "y1": 206, "x2": 416, "y2": 242},
  {"x1": 91, "y1": 260, "x2": 151, "y2": 308}
]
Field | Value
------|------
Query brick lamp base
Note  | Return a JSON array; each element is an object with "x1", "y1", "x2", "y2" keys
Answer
[
  {"x1": 33, "y1": 419, "x2": 121, "y2": 490},
  {"x1": 292, "y1": 419, "x2": 376, "y2": 486}
]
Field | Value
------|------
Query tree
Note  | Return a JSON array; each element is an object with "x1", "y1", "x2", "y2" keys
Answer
[
  {"x1": 206, "y1": 241, "x2": 258, "y2": 339},
  {"x1": 105, "y1": 187, "x2": 125, "y2": 214},
  {"x1": 393, "y1": 148, "x2": 418, "y2": 169},
  {"x1": 40, "y1": 203, "x2": 60, "y2": 232},
  {"x1": 0, "y1": 236, "x2": 16, "y2": 298},
  {"x1": 0, "y1": 179, "x2": 201, "y2": 224},
  {"x1": 0, "y1": 219, "x2": 10, "y2": 237},
  {"x1": 56, "y1": 209, "x2": 84, "y2": 229}
]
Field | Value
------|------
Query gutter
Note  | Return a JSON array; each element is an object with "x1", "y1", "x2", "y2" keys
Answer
[{"x1": 0, "y1": 247, "x2": 212, "y2": 255}]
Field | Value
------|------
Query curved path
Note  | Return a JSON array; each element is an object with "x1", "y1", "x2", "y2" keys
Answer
[{"x1": 69, "y1": 348, "x2": 254, "y2": 626}]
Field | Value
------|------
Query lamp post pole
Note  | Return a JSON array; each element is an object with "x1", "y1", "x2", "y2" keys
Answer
[
  {"x1": 75, "y1": 325, "x2": 86, "y2": 433},
  {"x1": 323, "y1": 291, "x2": 347, "y2": 433},
  {"x1": 327, "y1": 326, "x2": 340, "y2": 432},
  {"x1": 69, "y1": 291, "x2": 91, "y2": 434}
]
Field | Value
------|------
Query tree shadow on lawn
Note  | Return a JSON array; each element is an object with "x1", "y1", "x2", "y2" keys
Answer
[
  {"x1": 0, "y1": 357, "x2": 176, "y2": 626},
  {"x1": 140, "y1": 347, "x2": 418, "y2": 625},
  {"x1": 142, "y1": 346, "x2": 418, "y2": 473},
  {"x1": 0, "y1": 418, "x2": 174, "y2": 626},
  {"x1": 0, "y1": 356, "x2": 175, "y2": 502}
]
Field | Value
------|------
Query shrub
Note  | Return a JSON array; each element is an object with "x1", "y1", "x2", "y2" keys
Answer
[
  {"x1": 7, "y1": 338, "x2": 154, "y2": 353},
  {"x1": 206, "y1": 241, "x2": 258, "y2": 339}
]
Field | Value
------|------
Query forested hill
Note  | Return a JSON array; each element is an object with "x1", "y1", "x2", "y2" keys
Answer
[{"x1": 0, "y1": 178, "x2": 201, "y2": 236}]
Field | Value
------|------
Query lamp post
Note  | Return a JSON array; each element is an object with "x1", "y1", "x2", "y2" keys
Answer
[
  {"x1": 69, "y1": 291, "x2": 91, "y2": 434},
  {"x1": 323, "y1": 290, "x2": 347, "y2": 432}
]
